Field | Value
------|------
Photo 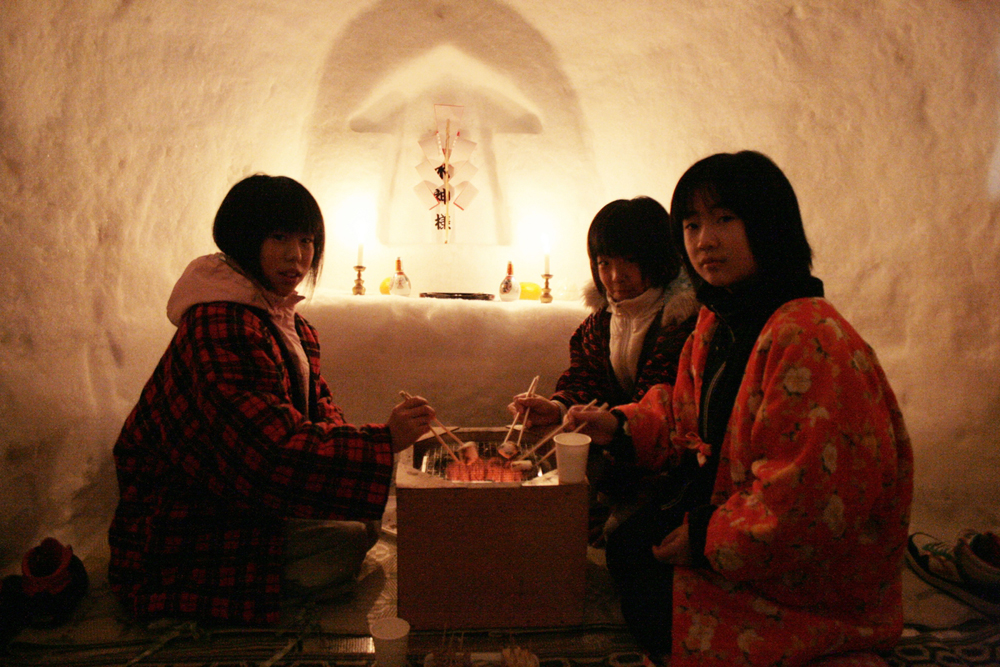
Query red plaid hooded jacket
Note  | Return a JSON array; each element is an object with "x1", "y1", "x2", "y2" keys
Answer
[{"x1": 109, "y1": 255, "x2": 393, "y2": 625}]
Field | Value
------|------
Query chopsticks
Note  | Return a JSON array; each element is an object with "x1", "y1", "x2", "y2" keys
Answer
[
  {"x1": 502, "y1": 375, "x2": 539, "y2": 446},
  {"x1": 536, "y1": 401, "x2": 609, "y2": 465},
  {"x1": 514, "y1": 398, "x2": 598, "y2": 461},
  {"x1": 399, "y1": 390, "x2": 464, "y2": 463},
  {"x1": 513, "y1": 375, "x2": 540, "y2": 452}
]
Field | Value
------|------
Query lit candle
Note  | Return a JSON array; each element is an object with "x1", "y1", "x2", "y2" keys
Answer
[
  {"x1": 357, "y1": 243, "x2": 364, "y2": 267},
  {"x1": 543, "y1": 235, "x2": 551, "y2": 274}
]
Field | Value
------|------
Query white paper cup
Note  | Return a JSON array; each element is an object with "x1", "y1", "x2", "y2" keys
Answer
[
  {"x1": 554, "y1": 432, "x2": 591, "y2": 484},
  {"x1": 370, "y1": 617, "x2": 410, "y2": 667}
]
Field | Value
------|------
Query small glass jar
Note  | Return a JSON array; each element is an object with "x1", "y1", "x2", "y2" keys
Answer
[
  {"x1": 499, "y1": 261, "x2": 521, "y2": 302},
  {"x1": 389, "y1": 257, "x2": 411, "y2": 296}
]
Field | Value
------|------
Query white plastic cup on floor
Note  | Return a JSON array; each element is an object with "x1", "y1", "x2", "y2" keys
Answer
[
  {"x1": 370, "y1": 616, "x2": 410, "y2": 667},
  {"x1": 554, "y1": 432, "x2": 591, "y2": 484}
]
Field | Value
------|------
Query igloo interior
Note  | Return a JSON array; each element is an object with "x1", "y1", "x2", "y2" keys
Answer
[{"x1": 1, "y1": 0, "x2": 999, "y2": 593}]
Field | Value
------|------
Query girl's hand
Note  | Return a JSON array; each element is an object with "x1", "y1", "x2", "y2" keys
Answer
[
  {"x1": 564, "y1": 405, "x2": 618, "y2": 446},
  {"x1": 507, "y1": 394, "x2": 563, "y2": 427},
  {"x1": 388, "y1": 395, "x2": 435, "y2": 452},
  {"x1": 652, "y1": 524, "x2": 692, "y2": 565}
]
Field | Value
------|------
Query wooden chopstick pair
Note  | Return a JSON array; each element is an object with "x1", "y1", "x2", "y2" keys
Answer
[
  {"x1": 399, "y1": 390, "x2": 465, "y2": 463},
  {"x1": 515, "y1": 398, "x2": 598, "y2": 461},
  {"x1": 502, "y1": 375, "x2": 540, "y2": 447},
  {"x1": 536, "y1": 401, "x2": 609, "y2": 465}
]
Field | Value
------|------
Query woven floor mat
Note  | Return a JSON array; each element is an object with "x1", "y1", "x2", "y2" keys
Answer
[
  {"x1": 5, "y1": 524, "x2": 999, "y2": 667},
  {"x1": 3, "y1": 625, "x2": 644, "y2": 667}
]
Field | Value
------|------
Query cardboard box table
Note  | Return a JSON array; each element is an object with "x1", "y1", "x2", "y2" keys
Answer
[{"x1": 395, "y1": 427, "x2": 589, "y2": 630}]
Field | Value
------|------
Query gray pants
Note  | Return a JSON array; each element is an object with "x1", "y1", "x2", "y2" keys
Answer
[{"x1": 282, "y1": 518, "x2": 381, "y2": 600}]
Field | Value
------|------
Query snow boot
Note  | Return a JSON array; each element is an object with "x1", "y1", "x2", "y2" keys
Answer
[{"x1": 21, "y1": 538, "x2": 89, "y2": 628}]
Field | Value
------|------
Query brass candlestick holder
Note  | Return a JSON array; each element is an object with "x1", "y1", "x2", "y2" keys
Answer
[
  {"x1": 540, "y1": 273, "x2": 553, "y2": 303},
  {"x1": 352, "y1": 266, "x2": 366, "y2": 295}
]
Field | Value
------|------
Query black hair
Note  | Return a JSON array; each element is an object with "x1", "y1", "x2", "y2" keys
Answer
[
  {"x1": 669, "y1": 151, "x2": 813, "y2": 287},
  {"x1": 212, "y1": 174, "x2": 325, "y2": 290},
  {"x1": 586, "y1": 196, "x2": 681, "y2": 299}
]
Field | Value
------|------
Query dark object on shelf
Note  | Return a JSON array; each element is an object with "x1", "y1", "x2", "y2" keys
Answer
[{"x1": 419, "y1": 292, "x2": 495, "y2": 301}]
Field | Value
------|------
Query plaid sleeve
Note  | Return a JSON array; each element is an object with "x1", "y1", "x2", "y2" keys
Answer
[
  {"x1": 313, "y1": 373, "x2": 348, "y2": 424},
  {"x1": 551, "y1": 311, "x2": 612, "y2": 407},
  {"x1": 168, "y1": 303, "x2": 392, "y2": 521}
]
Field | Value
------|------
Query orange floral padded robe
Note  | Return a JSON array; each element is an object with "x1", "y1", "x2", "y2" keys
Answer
[{"x1": 617, "y1": 297, "x2": 914, "y2": 667}]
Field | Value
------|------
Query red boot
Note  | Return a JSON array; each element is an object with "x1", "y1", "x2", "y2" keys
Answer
[{"x1": 21, "y1": 538, "x2": 89, "y2": 628}]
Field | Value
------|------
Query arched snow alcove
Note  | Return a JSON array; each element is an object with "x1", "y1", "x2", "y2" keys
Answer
[
  {"x1": 305, "y1": 0, "x2": 601, "y2": 294},
  {"x1": 344, "y1": 45, "x2": 543, "y2": 247}
]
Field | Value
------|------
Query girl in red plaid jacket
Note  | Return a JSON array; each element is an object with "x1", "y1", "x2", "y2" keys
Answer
[{"x1": 109, "y1": 175, "x2": 434, "y2": 625}]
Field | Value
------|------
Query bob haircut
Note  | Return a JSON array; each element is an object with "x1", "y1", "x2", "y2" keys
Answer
[
  {"x1": 213, "y1": 174, "x2": 325, "y2": 291},
  {"x1": 669, "y1": 151, "x2": 813, "y2": 287},
  {"x1": 587, "y1": 196, "x2": 681, "y2": 299}
]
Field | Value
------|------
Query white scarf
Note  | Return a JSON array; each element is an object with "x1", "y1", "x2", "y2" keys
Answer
[
  {"x1": 607, "y1": 287, "x2": 664, "y2": 395},
  {"x1": 265, "y1": 293, "x2": 310, "y2": 405}
]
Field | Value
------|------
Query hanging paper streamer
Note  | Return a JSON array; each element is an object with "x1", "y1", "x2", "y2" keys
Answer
[{"x1": 413, "y1": 104, "x2": 478, "y2": 243}]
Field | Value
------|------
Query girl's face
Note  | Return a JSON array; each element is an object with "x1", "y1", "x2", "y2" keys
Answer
[
  {"x1": 682, "y1": 191, "x2": 758, "y2": 289},
  {"x1": 259, "y1": 231, "x2": 315, "y2": 296},
  {"x1": 597, "y1": 256, "x2": 650, "y2": 301}
]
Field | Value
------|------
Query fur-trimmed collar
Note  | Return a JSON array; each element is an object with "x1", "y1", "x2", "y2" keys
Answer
[
  {"x1": 581, "y1": 272, "x2": 700, "y2": 327},
  {"x1": 167, "y1": 253, "x2": 303, "y2": 326}
]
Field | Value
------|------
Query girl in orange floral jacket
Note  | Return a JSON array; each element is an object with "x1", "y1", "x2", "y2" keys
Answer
[
  {"x1": 568, "y1": 151, "x2": 913, "y2": 667},
  {"x1": 109, "y1": 175, "x2": 434, "y2": 625}
]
